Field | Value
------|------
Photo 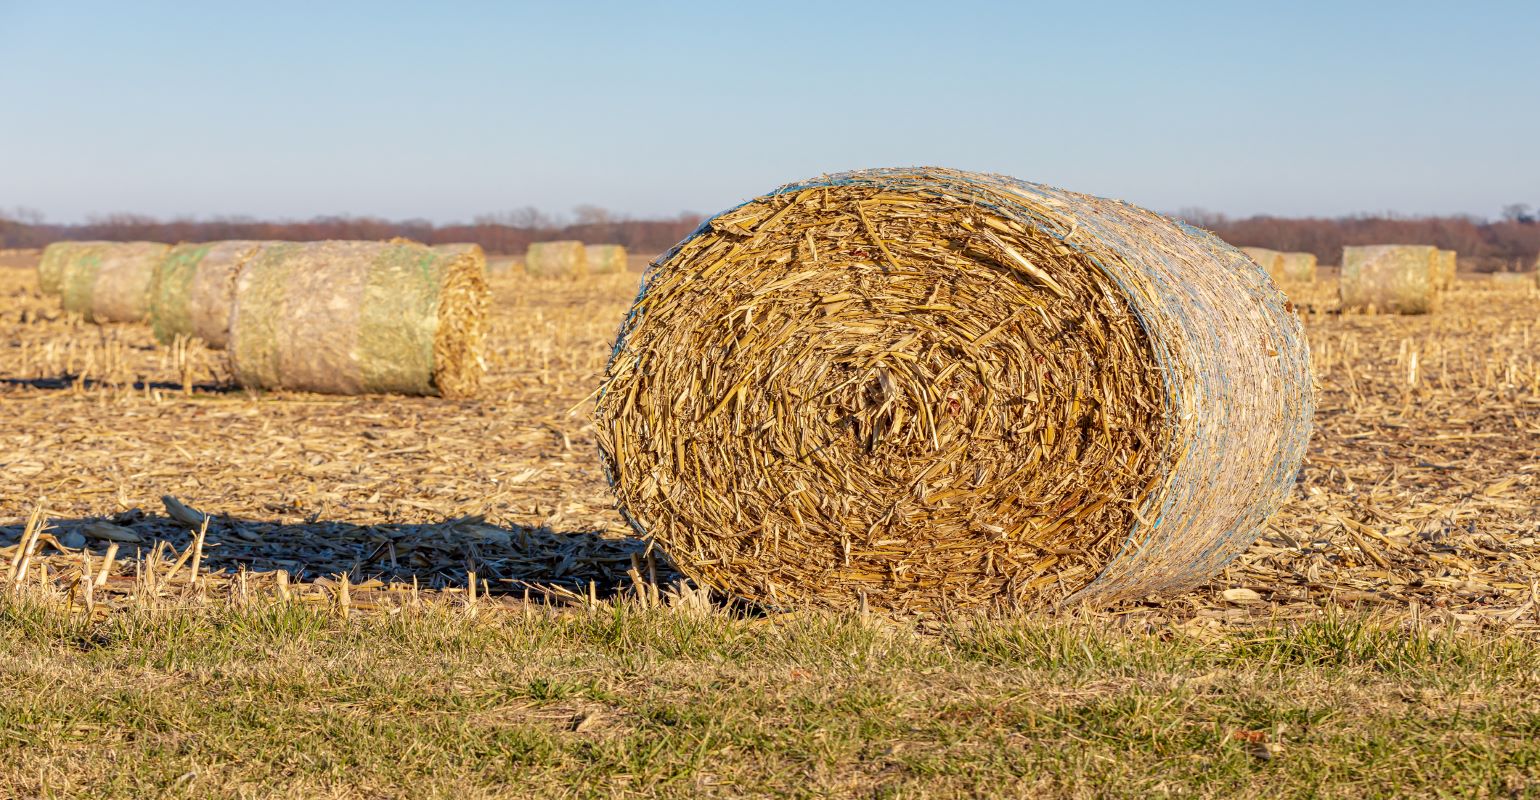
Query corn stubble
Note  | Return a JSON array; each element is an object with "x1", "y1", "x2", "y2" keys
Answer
[{"x1": 0, "y1": 239, "x2": 1536, "y2": 632}]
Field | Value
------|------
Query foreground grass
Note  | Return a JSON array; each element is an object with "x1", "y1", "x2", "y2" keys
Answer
[{"x1": 1, "y1": 598, "x2": 1537, "y2": 799}]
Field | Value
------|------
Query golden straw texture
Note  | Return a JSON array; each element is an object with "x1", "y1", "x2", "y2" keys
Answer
[
  {"x1": 595, "y1": 167, "x2": 1313, "y2": 611},
  {"x1": 526, "y1": 241, "x2": 588, "y2": 278},
  {"x1": 227, "y1": 240, "x2": 487, "y2": 397},
  {"x1": 1340, "y1": 245, "x2": 1438, "y2": 314}
]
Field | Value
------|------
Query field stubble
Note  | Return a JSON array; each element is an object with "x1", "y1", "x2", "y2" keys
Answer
[
  {"x1": 1, "y1": 261, "x2": 1536, "y2": 629},
  {"x1": 1, "y1": 258, "x2": 1539, "y2": 797}
]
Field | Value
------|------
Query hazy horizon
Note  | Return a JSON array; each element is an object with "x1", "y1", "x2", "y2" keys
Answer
[{"x1": 4, "y1": 1, "x2": 1537, "y2": 225}]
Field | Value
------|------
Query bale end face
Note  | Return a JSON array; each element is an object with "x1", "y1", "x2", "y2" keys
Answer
[{"x1": 429, "y1": 243, "x2": 489, "y2": 398}]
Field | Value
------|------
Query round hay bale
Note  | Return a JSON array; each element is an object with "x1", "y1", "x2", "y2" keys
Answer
[
  {"x1": 37, "y1": 241, "x2": 110, "y2": 295},
  {"x1": 1278, "y1": 252, "x2": 1318, "y2": 283},
  {"x1": 1433, "y1": 250, "x2": 1457, "y2": 290},
  {"x1": 1240, "y1": 247, "x2": 1285, "y2": 281},
  {"x1": 585, "y1": 244, "x2": 628, "y2": 275},
  {"x1": 1340, "y1": 245, "x2": 1438, "y2": 314},
  {"x1": 60, "y1": 241, "x2": 172, "y2": 323},
  {"x1": 149, "y1": 241, "x2": 265, "y2": 348},
  {"x1": 525, "y1": 240, "x2": 587, "y2": 278},
  {"x1": 485, "y1": 255, "x2": 523, "y2": 275},
  {"x1": 1489, "y1": 272, "x2": 1536, "y2": 292},
  {"x1": 595, "y1": 167, "x2": 1313, "y2": 611},
  {"x1": 227, "y1": 240, "x2": 488, "y2": 397}
]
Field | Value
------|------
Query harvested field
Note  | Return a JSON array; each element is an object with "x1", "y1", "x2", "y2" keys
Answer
[
  {"x1": 2, "y1": 251, "x2": 1539, "y2": 798},
  {"x1": 1, "y1": 255, "x2": 1537, "y2": 630}
]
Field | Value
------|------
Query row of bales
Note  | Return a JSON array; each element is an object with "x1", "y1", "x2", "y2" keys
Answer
[
  {"x1": 1243, "y1": 244, "x2": 1537, "y2": 315},
  {"x1": 37, "y1": 240, "x2": 632, "y2": 398},
  {"x1": 38, "y1": 239, "x2": 489, "y2": 396},
  {"x1": 521, "y1": 241, "x2": 628, "y2": 277}
]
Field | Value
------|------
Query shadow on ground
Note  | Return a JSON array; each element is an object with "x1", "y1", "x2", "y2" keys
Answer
[
  {"x1": 1, "y1": 375, "x2": 240, "y2": 394},
  {"x1": 0, "y1": 509, "x2": 671, "y2": 597}
]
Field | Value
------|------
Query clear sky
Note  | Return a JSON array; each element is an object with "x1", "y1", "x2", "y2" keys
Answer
[{"x1": 2, "y1": 0, "x2": 1536, "y2": 224}]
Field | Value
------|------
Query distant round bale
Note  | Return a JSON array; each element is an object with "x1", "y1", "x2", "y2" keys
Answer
[
  {"x1": 525, "y1": 240, "x2": 587, "y2": 278},
  {"x1": 1340, "y1": 245, "x2": 1438, "y2": 314},
  {"x1": 227, "y1": 240, "x2": 488, "y2": 397},
  {"x1": 1240, "y1": 247, "x2": 1285, "y2": 280},
  {"x1": 1278, "y1": 252, "x2": 1318, "y2": 283},
  {"x1": 584, "y1": 244, "x2": 628, "y2": 275},
  {"x1": 149, "y1": 241, "x2": 266, "y2": 348},
  {"x1": 1489, "y1": 272, "x2": 1536, "y2": 291},
  {"x1": 37, "y1": 241, "x2": 110, "y2": 295},
  {"x1": 595, "y1": 167, "x2": 1313, "y2": 611},
  {"x1": 60, "y1": 241, "x2": 173, "y2": 323}
]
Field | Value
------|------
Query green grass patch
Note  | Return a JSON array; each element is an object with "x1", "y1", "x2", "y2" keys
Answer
[{"x1": 1, "y1": 596, "x2": 1536, "y2": 798}]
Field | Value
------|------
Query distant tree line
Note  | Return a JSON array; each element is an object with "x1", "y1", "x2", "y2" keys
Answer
[
  {"x1": 4, "y1": 205, "x2": 1539, "y2": 271},
  {"x1": 1181, "y1": 206, "x2": 1540, "y2": 272},
  {"x1": 0, "y1": 206, "x2": 706, "y2": 257}
]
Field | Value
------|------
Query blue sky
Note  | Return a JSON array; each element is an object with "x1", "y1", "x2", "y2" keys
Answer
[{"x1": 2, "y1": 1, "x2": 1536, "y2": 223}]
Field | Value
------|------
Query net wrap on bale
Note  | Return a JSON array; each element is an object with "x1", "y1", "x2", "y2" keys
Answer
[
  {"x1": 149, "y1": 240, "x2": 265, "y2": 348},
  {"x1": 37, "y1": 241, "x2": 110, "y2": 295},
  {"x1": 1340, "y1": 245, "x2": 1438, "y2": 314},
  {"x1": 585, "y1": 244, "x2": 628, "y2": 275},
  {"x1": 525, "y1": 241, "x2": 587, "y2": 278},
  {"x1": 227, "y1": 240, "x2": 487, "y2": 397},
  {"x1": 595, "y1": 167, "x2": 1313, "y2": 611},
  {"x1": 60, "y1": 241, "x2": 172, "y2": 323}
]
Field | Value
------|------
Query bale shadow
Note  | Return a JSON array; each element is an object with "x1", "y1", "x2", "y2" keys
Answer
[
  {"x1": 0, "y1": 509, "x2": 674, "y2": 599},
  {"x1": 0, "y1": 375, "x2": 241, "y2": 394}
]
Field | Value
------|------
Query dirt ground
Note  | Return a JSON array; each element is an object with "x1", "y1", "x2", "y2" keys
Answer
[{"x1": 1, "y1": 254, "x2": 1536, "y2": 630}]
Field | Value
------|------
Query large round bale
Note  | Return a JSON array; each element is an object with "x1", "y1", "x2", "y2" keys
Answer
[
  {"x1": 1340, "y1": 245, "x2": 1438, "y2": 314},
  {"x1": 1240, "y1": 247, "x2": 1284, "y2": 280},
  {"x1": 149, "y1": 241, "x2": 265, "y2": 348},
  {"x1": 1278, "y1": 252, "x2": 1318, "y2": 283},
  {"x1": 585, "y1": 244, "x2": 628, "y2": 275},
  {"x1": 595, "y1": 167, "x2": 1313, "y2": 611},
  {"x1": 227, "y1": 240, "x2": 488, "y2": 397},
  {"x1": 525, "y1": 240, "x2": 587, "y2": 278},
  {"x1": 37, "y1": 241, "x2": 110, "y2": 295},
  {"x1": 60, "y1": 241, "x2": 172, "y2": 323},
  {"x1": 1434, "y1": 249, "x2": 1457, "y2": 290}
]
